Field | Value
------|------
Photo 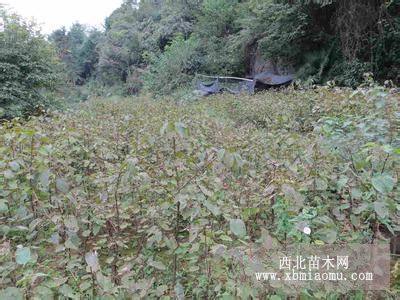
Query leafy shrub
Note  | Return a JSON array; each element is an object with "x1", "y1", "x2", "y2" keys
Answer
[
  {"x1": 0, "y1": 9, "x2": 61, "y2": 119},
  {"x1": 0, "y1": 86, "x2": 398, "y2": 298},
  {"x1": 328, "y1": 59, "x2": 372, "y2": 87},
  {"x1": 143, "y1": 35, "x2": 202, "y2": 95}
]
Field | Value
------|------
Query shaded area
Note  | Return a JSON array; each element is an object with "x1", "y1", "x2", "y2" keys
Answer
[
  {"x1": 254, "y1": 72, "x2": 294, "y2": 86},
  {"x1": 196, "y1": 72, "x2": 294, "y2": 96}
]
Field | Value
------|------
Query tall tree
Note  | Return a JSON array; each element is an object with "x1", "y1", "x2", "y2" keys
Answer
[
  {"x1": 0, "y1": 8, "x2": 60, "y2": 118},
  {"x1": 50, "y1": 23, "x2": 101, "y2": 85}
]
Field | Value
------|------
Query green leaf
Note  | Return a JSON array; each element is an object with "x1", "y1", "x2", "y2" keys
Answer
[
  {"x1": 22, "y1": 129, "x2": 36, "y2": 137},
  {"x1": 211, "y1": 244, "x2": 227, "y2": 256},
  {"x1": 9, "y1": 161, "x2": 20, "y2": 172},
  {"x1": 352, "y1": 203, "x2": 369, "y2": 215},
  {"x1": 15, "y1": 246, "x2": 31, "y2": 265},
  {"x1": 0, "y1": 287, "x2": 23, "y2": 300},
  {"x1": 85, "y1": 251, "x2": 100, "y2": 272},
  {"x1": 59, "y1": 284, "x2": 77, "y2": 299},
  {"x1": 315, "y1": 228, "x2": 337, "y2": 244},
  {"x1": 337, "y1": 176, "x2": 348, "y2": 190},
  {"x1": 56, "y1": 178, "x2": 69, "y2": 193},
  {"x1": 4, "y1": 170, "x2": 15, "y2": 179},
  {"x1": 33, "y1": 286, "x2": 53, "y2": 300},
  {"x1": 64, "y1": 215, "x2": 79, "y2": 232},
  {"x1": 156, "y1": 285, "x2": 168, "y2": 297},
  {"x1": 351, "y1": 188, "x2": 362, "y2": 200},
  {"x1": 371, "y1": 174, "x2": 395, "y2": 194},
  {"x1": 0, "y1": 199, "x2": 8, "y2": 213},
  {"x1": 373, "y1": 201, "x2": 388, "y2": 219},
  {"x1": 79, "y1": 281, "x2": 92, "y2": 292},
  {"x1": 315, "y1": 178, "x2": 328, "y2": 191},
  {"x1": 229, "y1": 218, "x2": 246, "y2": 238},
  {"x1": 65, "y1": 234, "x2": 81, "y2": 250},
  {"x1": 175, "y1": 122, "x2": 189, "y2": 138},
  {"x1": 148, "y1": 259, "x2": 166, "y2": 271},
  {"x1": 282, "y1": 184, "x2": 304, "y2": 212},
  {"x1": 39, "y1": 169, "x2": 50, "y2": 189},
  {"x1": 174, "y1": 281, "x2": 185, "y2": 300},
  {"x1": 204, "y1": 200, "x2": 221, "y2": 216},
  {"x1": 198, "y1": 184, "x2": 213, "y2": 197},
  {"x1": 96, "y1": 273, "x2": 114, "y2": 292}
]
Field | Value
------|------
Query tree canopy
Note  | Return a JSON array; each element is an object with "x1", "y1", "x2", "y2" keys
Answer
[
  {"x1": 0, "y1": 8, "x2": 60, "y2": 118},
  {"x1": 1, "y1": 0, "x2": 399, "y2": 117},
  {"x1": 49, "y1": 0, "x2": 398, "y2": 94}
]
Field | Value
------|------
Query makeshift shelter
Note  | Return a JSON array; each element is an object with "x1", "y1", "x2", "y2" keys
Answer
[
  {"x1": 196, "y1": 78, "x2": 221, "y2": 96},
  {"x1": 196, "y1": 71, "x2": 294, "y2": 96},
  {"x1": 253, "y1": 71, "x2": 294, "y2": 89}
]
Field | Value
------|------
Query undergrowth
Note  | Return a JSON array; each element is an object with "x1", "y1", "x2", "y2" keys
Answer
[{"x1": 0, "y1": 86, "x2": 399, "y2": 299}]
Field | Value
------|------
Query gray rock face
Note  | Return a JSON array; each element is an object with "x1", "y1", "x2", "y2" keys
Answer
[{"x1": 249, "y1": 49, "x2": 294, "y2": 77}]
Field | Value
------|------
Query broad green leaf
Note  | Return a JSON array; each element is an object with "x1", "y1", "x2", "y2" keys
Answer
[
  {"x1": 96, "y1": 273, "x2": 114, "y2": 292},
  {"x1": 315, "y1": 228, "x2": 337, "y2": 244},
  {"x1": 337, "y1": 176, "x2": 348, "y2": 190},
  {"x1": 148, "y1": 259, "x2": 166, "y2": 271},
  {"x1": 204, "y1": 200, "x2": 221, "y2": 216},
  {"x1": 221, "y1": 293, "x2": 235, "y2": 300},
  {"x1": 351, "y1": 188, "x2": 362, "y2": 200},
  {"x1": 373, "y1": 201, "x2": 389, "y2": 219},
  {"x1": 175, "y1": 122, "x2": 189, "y2": 138},
  {"x1": 0, "y1": 287, "x2": 23, "y2": 300},
  {"x1": 64, "y1": 215, "x2": 79, "y2": 232},
  {"x1": 49, "y1": 233, "x2": 60, "y2": 245},
  {"x1": 156, "y1": 285, "x2": 168, "y2": 297},
  {"x1": 56, "y1": 178, "x2": 69, "y2": 193},
  {"x1": 229, "y1": 218, "x2": 246, "y2": 238},
  {"x1": 59, "y1": 284, "x2": 77, "y2": 299},
  {"x1": 15, "y1": 246, "x2": 31, "y2": 265},
  {"x1": 371, "y1": 174, "x2": 395, "y2": 194},
  {"x1": 315, "y1": 178, "x2": 328, "y2": 191},
  {"x1": 65, "y1": 234, "x2": 81, "y2": 250},
  {"x1": 9, "y1": 161, "x2": 20, "y2": 172},
  {"x1": 39, "y1": 169, "x2": 50, "y2": 189},
  {"x1": 282, "y1": 184, "x2": 304, "y2": 212},
  {"x1": 174, "y1": 281, "x2": 185, "y2": 300},
  {"x1": 198, "y1": 184, "x2": 213, "y2": 197},
  {"x1": 85, "y1": 251, "x2": 100, "y2": 272},
  {"x1": 0, "y1": 200, "x2": 8, "y2": 213},
  {"x1": 211, "y1": 244, "x2": 227, "y2": 256},
  {"x1": 22, "y1": 129, "x2": 36, "y2": 137},
  {"x1": 79, "y1": 281, "x2": 92, "y2": 292},
  {"x1": 29, "y1": 218, "x2": 41, "y2": 232},
  {"x1": 352, "y1": 203, "x2": 369, "y2": 215},
  {"x1": 4, "y1": 170, "x2": 14, "y2": 179},
  {"x1": 33, "y1": 286, "x2": 53, "y2": 300}
]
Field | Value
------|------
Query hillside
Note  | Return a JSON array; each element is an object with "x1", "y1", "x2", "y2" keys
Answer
[
  {"x1": 2, "y1": 1, "x2": 400, "y2": 120},
  {"x1": 0, "y1": 86, "x2": 399, "y2": 298}
]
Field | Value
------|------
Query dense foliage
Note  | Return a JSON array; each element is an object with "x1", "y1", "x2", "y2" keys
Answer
[
  {"x1": 48, "y1": 0, "x2": 400, "y2": 95},
  {"x1": 0, "y1": 85, "x2": 399, "y2": 298},
  {"x1": 49, "y1": 24, "x2": 101, "y2": 85},
  {"x1": 0, "y1": 1, "x2": 399, "y2": 298},
  {"x1": 0, "y1": 8, "x2": 60, "y2": 119},
  {"x1": 1, "y1": 0, "x2": 399, "y2": 115}
]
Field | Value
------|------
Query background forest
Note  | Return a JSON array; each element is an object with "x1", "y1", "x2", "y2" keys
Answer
[
  {"x1": 0, "y1": 0, "x2": 400, "y2": 299},
  {"x1": 1, "y1": 0, "x2": 400, "y2": 117}
]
